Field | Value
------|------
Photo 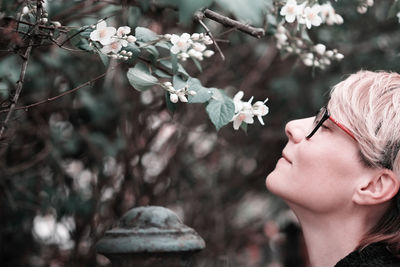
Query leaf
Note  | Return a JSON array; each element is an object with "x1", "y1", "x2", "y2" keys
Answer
[
  {"x1": 177, "y1": 0, "x2": 214, "y2": 25},
  {"x1": 159, "y1": 60, "x2": 189, "y2": 77},
  {"x1": 206, "y1": 88, "x2": 235, "y2": 130},
  {"x1": 154, "y1": 69, "x2": 172, "y2": 78},
  {"x1": 127, "y1": 63, "x2": 159, "y2": 91},
  {"x1": 187, "y1": 78, "x2": 213, "y2": 103},
  {"x1": 165, "y1": 91, "x2": 176, "y2": 113},
  {"x1": 173, "y1": 75, "x2": 186, "y2": 90},
  {"x1": 171, "y1": 52, "x2": 178, "y2": 74},
  {"x1": 191, "y1": 57, "x2": 203, "y2": 72},
  {"x1": 98, "y1": 53, "x2": 109, "y2": 67},
  {"x1": 135, "y1": 27, "x2": 159, "y2": 42},
  {"x1": 216, "y1": 0, "x2": 271, "y2": 26},
  {"x1": 144, "y1": 45, "x2": 160, "y2": 60},
  {"x1": 67, "y1": 29, "x2": 93, "y2": 51},
  {"x1": 124, "y1": 43, "x2": 141, "y2": 61},
  {"x1": 388, "y1": 0, "x2": 400, "y2": 18}
]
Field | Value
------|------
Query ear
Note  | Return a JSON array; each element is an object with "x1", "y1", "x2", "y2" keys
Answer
[{"x1": 353, "y1": 170, "x2": 400, "y2": 206}]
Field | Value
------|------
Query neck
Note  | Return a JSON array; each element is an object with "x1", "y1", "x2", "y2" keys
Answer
[{"x1": 290, "y1": 205, "x2": 373, "y2": 267}]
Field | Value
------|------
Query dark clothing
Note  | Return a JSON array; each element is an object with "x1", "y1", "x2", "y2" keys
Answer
[{"x1": 334, "y1": 243, "x2": 400, "y2": 267}]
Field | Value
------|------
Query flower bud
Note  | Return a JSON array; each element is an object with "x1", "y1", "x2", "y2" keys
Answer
[
  {"x1": 127, "y1": 35, "x2": 136, "y2": 43},
  {"x1": 164, "y1": 34, "x2": 172, "y2": 40},
  {"x1": 314, "y1": 44, "x2": 326, "y2": 55},
  {"x1": 123, "y1": 56, "x2": 129, "y2": 60},
  {"x1": 178, "y1": 94, "x2": 188, "y2": 102},
  {"x1": 335, "y1": 53, "x2": 344, "y2": 60},
  {"x1": 41, "y1": 18, "x2": 48, "y2": 23},
  {"x1": 120, "y1": 50, "x2": 127, "y2": 55},
  {"x1": 22, "y1": 6, "x2": 30, "y2": 15},
  {"x1": 191, "y1": 33, "x2": 200, "y2": 40},
  {"x1": 111, "y1": 54, "x2": 118, "y2": 59},
  {"x1": 325, "y1": 50, "x2": 334, "y2": 57},
  {"x1": 203, "y1": 50, "x2": 215, "y2": 58},
  {"x1": 170, "y1": 93, "x2": 178, "y2": 103},
  {"x1": 52, "y1": 21, "x2": 62, "y2": 27},
  {"x1": 163, "y1": 81, "x2": 172, "y2": 87},
  {"x1": 303, "y1": 58, "x2": 313, "y2": 66},
  {"x1": 126, "y1": 51, "x2": 133, "y2": 57},
  {"x1": 357, "y1": 5, "x2": 367, "y2": 14},
  {"x1": 188, "y1": 90, "x2": 197, "y2": 96}
]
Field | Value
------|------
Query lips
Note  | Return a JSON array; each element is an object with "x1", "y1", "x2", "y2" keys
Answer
[{"x1": 282, "y1": 151, "x2": 292, "y2": 164}]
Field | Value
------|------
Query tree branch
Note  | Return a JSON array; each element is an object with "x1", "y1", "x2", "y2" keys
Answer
[
  {"x1": 0, "y1": 2, "x2": 43, "y2": 140},
  {"x1": 0, "y1": 64, "x2": 121, "y2": 113},
  {"x1": 198, "y1": 9, "x2": 265, "y2": 39}
]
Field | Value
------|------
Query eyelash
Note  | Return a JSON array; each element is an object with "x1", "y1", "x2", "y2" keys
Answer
[{"x1": 321, "y1": 124, "x2": 330, "y2": 130}]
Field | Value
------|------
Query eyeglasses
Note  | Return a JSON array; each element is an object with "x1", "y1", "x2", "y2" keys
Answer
[{"x1": 306, "y1": 106, "x2": 357, "y2": 141}]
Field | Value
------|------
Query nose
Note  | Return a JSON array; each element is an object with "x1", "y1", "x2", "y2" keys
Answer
[{"x1": 285, "y1": 118, "x2": 310, "y2": 143}]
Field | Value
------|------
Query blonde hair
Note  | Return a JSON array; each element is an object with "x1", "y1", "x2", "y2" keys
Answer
[{"x1": 328, "y1": 70, "x2": 400, "y2": 255}]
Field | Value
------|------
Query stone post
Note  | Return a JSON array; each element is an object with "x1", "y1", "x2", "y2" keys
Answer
[{"x1": 96, "y1": 206, "x2": 205, "y2": 267}]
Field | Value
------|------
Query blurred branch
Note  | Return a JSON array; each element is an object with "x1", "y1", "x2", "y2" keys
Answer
[
  {"x1": 3, "y1": 17, "x2": 68, "y2": 33},
  {"x1": 0, "y1": 63, "x2": 121, "y2": 113},
  {"x1": 194, "y1": 13, "x2": 225, "y2": 61},
  {"x1": 0, "y1": 2, "x2": 43, "y2": 140},
  {"x1": 196, "y1": 9, "x2": 265, "y2": 39}
]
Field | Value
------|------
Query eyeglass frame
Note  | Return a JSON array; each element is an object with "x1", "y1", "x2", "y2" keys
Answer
[{"x1": 306, "y1": 106, "x2": 357, "y2": 141}]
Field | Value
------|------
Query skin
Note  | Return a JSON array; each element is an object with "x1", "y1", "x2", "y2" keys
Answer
[{"x1": 265, "y1": 113, "x2": 399, "y2": 267}]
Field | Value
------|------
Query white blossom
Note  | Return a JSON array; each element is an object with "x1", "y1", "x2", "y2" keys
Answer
[
  {"x1": 397, "y1": 12, "x2": 400, "y2": 23},
  {"x1": 117, "y1": 26, "x2": 131, "y2": 37},
  {"x1": 231, "y1": 91, "x2": 268, "y2": 130},
  {"x1": 280, "y1": 0, "x2": 301, "y2": 23},
  {"x1": 301, "y1": 5, "x2": 322, "y2": 29},
  {"x1": 170, "y1": 33, "x2": 191, "y2": 54},
  {"x1": 232, "y1": 112, "x2": 254, "y2": 130},
  {"x1": 100, "y1": 38, "x2": 122, "y2": 54},
  {"x1": 90, "y1": 21, "x2": 117, "y2": 45},
  {"x1": 252, "y1": 100, "x2": 269, "y2": 125}
]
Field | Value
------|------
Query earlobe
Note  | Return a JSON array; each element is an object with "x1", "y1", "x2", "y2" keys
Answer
[{"x1": 353, "y1": 170, "x2": 400, "y2": 206}]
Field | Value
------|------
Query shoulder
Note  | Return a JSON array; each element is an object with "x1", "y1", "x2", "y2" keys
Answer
[{"x1": 334, "y1": 243, "x2": 400, "y2": 267}]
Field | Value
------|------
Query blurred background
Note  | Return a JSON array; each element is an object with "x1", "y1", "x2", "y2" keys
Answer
[{"x1": 1, "y1": 0, "x2": 400, "y2": 266}]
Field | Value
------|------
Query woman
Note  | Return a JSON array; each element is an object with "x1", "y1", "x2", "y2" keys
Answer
[{"x1": 266, "y1": 70, "x2": 400, "y2": 267}]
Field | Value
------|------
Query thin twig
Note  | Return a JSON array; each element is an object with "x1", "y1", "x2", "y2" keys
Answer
[
  {"x1": 0, "y1": 2, "x2": 43, "y2": 140},
  {"x1": 194, "y1": 12, "x2": 225, "y2": 61},
  {"x1": 0, "y1": 65, "x2": 120, "y2": 113},
  {"x1": 4, "y1": 17, "x2": 68, "y2": 33},
  {"x1": 201, "y1": 9, "x2": 265, "y2": 39}
]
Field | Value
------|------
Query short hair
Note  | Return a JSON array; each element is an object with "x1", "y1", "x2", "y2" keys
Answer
[{"x1": 328, "y1": 70, "x2": 400, "y2": 255}]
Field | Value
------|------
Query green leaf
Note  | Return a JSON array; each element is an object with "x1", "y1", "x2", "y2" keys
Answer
[
  {"x1": 144, "y1": 45, "x2": 160, "y2": 60},
  {"x1": 127, "y1": 63, "x2": 159, "y2": 91},
  {"x1": 177, "y1": 0, "x2": 214, "y2": 25},
  {"x1": 191, "y1": 57, "x2": 203, "y2": 72},
  {"x1": 159, "y1": 60, "x2": 189, "y2": 77},
  {"x1": 206, "y1": 88, "x2": 235, "y2": 130},
  {"x1": 388, "y1": 0, "x2": 400, "y2": 18},
  {"x1": 171, "y1": 52, "x2": 178, "y2": 74},
  {"x1": 67, "y1": 29, "x2": 93, "y2": 51},
  {"x1": 154, "y1": 69, "x2": 172, "y2": 78},
  {"x1": 98, "y1": 53, "x2": 109, "y2": 67},
  {"x1": 124, "y1": 43, "x2": 141, "y2": 61},
  {"x1": 165, "y1": 91, "x2": 176, "y2": 113},
  {"x1": 216, "y1": 0, "x2": 271, "y2": 26},
  {"x1": 187, "y1": 78, "x2": 213, "y2": 103},
  {"x1": 173, "y1": 75, "x2": 186, "y2": 90},
  {"x1": 135, "y1": 27, "x2": 159, "y2": 42}
]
